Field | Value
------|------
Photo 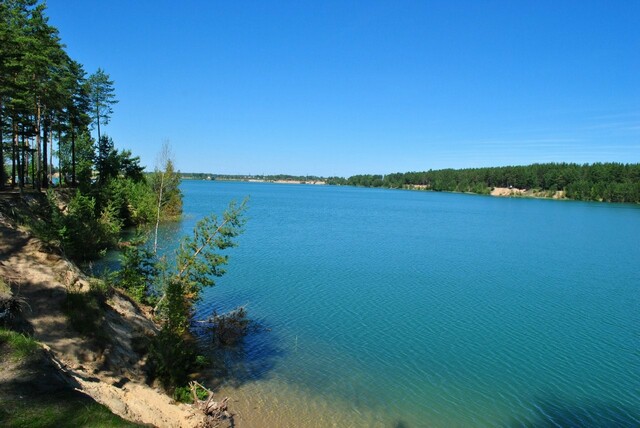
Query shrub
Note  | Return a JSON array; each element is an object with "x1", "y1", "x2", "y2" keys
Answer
[
  {"x1": 147, "y1": 329, "x2": 197, "y2": 388},
  {"x1": 117, "y1": 236, "x2": 157, "y2": 305},
  {"x1": 53, "y1": 191, "x2": 122, "y2": 261}
]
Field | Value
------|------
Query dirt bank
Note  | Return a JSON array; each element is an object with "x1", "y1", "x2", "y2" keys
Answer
[
  {"x1": 490, "y1": 187, "x2": 566, "y2": 199},
  {"x1": 0, "y1": 193, "x2": 207, "y2": 427}
]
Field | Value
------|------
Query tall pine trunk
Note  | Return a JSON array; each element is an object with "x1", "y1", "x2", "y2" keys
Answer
[
  {"x1": 42, "y1": 118, "x2": 48, "y2": 189},
  {"x1": 35, "y1": 100, "x2": 41, "y2": 191},
  {"x1": 96, "y1": 100, "x2": 101, "y2": 142},
  {"x1": 71, "y1": 126, "x2": 76, "y2": 186},
  {"x1": 0, "y1": 103, "x2": 4, "y2": 190},
  {"x1": 12, "y1": 119, "x2": 17, "y2": 187}
]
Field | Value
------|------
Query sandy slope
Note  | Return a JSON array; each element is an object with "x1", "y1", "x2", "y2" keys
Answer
[{"x1": 0, "y1": 207, "x2": 206, "y2": 427}]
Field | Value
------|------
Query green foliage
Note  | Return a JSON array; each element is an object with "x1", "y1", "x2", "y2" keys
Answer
[
  {"x1": 125, "y1": 180, "x2": 157, "y2": 224},
  {"x1": 51, "y1": 190, "x2": 122, "y2": 260},
  {"x1": 87, "y1": 67, "x2": 118, "y2": 142},
  {"x1": 172, "y1": 385, "x2": 208, "y2": 404},
  {"x1": 148, "y1": 199, "x2": 247, "y2": 388},
  {"x1": 102, "y1": 178, "x2": 156, "y2": 227},
  {"x1": 172, "y1": 199, "x2": 247, "y2": 301},
  {"x1": 0, "y1": 328, "x2": 40, "y2": 361},
  {"x1": 62, "y1": 131, "x2": 95, "y2": 191},
  {"x1": 150, "y1": 158, "x2": 183, "y2": 219},
  {"x1": 339, "y1": 163, "x2": 640, "y2": 203},
  {"x1": 0, "y1": 277, "x2": 10, "y2": 295},
  {"x1": 147, "y1": 328, "x2": 197, "y2": 388},
  {"x1": 95, "y1": 135, "x2": 119, "y2": 184},
  {"x1": 0, "y1": 397, "x2": 141, "y2": 428},
  {"x1": 161, "y1": 278, "x2": 191, "y2": 335},
  {"x1": 154, "y1": 198, "x2": 247, "y2": 323},
  {"x1": 117, "y1": 236, "x2": 157, "y2": 305}
]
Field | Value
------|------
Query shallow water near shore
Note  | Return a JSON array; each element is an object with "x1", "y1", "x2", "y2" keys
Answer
[{"x1": 158, "y1": 181, "x2": 639, "y2": 427}]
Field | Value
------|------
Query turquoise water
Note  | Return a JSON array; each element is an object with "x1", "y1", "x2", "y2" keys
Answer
[{"x1": 160, "y1": 181, "x2": 639, "y2": 427}]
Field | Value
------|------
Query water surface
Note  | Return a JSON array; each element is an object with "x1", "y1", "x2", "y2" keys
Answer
[{"x1": 159, "y1": 181, "x2": 639, "y2": 427}]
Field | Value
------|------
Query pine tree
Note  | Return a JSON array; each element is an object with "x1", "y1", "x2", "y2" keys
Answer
[{"x1": 87, "y1": 68, "x2": 117, "y2": 143}]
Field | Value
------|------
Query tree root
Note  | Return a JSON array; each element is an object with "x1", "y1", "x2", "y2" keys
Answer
[{"x1": 189, "y1": 381, "x2": 233, "y2": 427}]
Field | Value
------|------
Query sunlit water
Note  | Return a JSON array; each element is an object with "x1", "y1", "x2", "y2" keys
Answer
[{"x1": 150, "y1": 181, "x2": 639, "y2": 427}]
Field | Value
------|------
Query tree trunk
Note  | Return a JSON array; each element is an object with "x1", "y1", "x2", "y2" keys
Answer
[
  {"x1": 71, "y1": 126, "x2": 76, "y2": 186},
  {"x1": 96, "y1": 101, "x2": 101, "y2": 143},
  {"x1": 57, "y1": 123, "x2": 62, "y2": 187},
  {"x1": 16, "y1": 128, "x2": 23, "y2": 190},
  {"x1": 42, "y1": 118, "x2": 49, "y2": 189},
  {"x1": 0, "y1": 103, "x2": 4, "y2": 190},
  {"x1": 12, "y1": 119, "x2": 17, "y2": 187},
  {"x1": 154, "y1": 170, "x2": 165, "y2": 253},
  {"x1": 35, "y1": 100, "x2": 41, "y2": 191}
]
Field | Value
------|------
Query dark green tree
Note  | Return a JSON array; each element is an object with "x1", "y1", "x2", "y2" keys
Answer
[
  {"x1": 86, "y1": 68, "x2": 117, "y2": 143},
  {"x1": 94, "y1": 134, "x2": 118, "y2": 184}
]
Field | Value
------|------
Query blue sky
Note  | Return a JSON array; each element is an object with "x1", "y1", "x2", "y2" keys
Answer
[{"x1": 45, "y1": 0, "x2": 639, "y2": 176}]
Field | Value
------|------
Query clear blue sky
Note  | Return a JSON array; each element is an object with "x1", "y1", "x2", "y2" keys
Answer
[{"x1": 46, "y1": 0, "x2": 639, "y2": 176}]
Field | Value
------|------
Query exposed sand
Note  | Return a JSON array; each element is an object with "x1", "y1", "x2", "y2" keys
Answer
[
  {"x1": 490, "y1": 187, "x2": 566, "y2": 199},
  {"x1": 0, "y1": 202, "x2": 207, "y2": 427}
]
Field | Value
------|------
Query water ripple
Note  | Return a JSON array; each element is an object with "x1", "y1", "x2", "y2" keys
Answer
[{"x1": 160, "y1": 181, "x2": 640, "y2": 427}]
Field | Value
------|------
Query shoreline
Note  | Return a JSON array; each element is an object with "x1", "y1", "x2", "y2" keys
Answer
[
  {"x1": 183, "y1": 179, "x2": 628, "y2": 204},
  {"x1": 0, "y1": 195, "x2": 210, "y2": 427}
]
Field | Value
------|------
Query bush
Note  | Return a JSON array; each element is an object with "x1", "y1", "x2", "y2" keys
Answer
[
  {"x1": 117, "y1": 236, "x2": 157, "y2": 305},
  {"x1": 102, "y1": 179, "x2": 156, "y2": 227},
  {"x1": 172, "y1": 384, "x2": 208, "y2": 403},
  {"x1": 147, "y1": 329, "x2": 197, "y2": 388},
  {"x1": 53, "y1": 191, "x2": 122, "y2": 261}
]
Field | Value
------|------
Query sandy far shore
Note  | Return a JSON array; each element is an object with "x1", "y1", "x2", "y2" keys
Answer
[{"x1": 491, "y1": 187, "x2": 566, "y2": 199}]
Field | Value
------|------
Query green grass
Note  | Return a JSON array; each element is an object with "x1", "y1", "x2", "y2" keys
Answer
[
  {"x1": 0, "y1": 277, "x2": 10, "y2": 295},
  {"x1": 0, "y1": 328, "x2": 39, "y2": 361},
  {"x1": 0, "y1": 391, "x2": 141, "y2": 427},
  {"x1": 0, "y1": 327, "x2": 141, "y2": 427}
]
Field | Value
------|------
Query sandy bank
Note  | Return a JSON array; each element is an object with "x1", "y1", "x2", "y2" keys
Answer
[
  {"x1": 490, "y1": 187, "x2": 566, "y2": 199},
  {"x1": 0, "y1": 199, "x2": 208, "y2": 427}
]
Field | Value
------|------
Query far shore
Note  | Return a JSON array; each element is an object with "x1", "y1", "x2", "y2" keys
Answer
[
  {"x1": 185, "y1": 177, "x2": 328, "y2": 185},
  {"x1": 184, "y1": 178, "x2": 581, "y2": 202}
]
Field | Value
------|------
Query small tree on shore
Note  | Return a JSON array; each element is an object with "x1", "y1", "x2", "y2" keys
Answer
[
  {"x1": 153, "y1": 198, "x2": 247, "y2": 317},
  {"x1": 150, "y1": 142, "x2": 182, "y2": 253},
  {"x1": 149, "y1": 198, "x2": 247, "y2": 388}
]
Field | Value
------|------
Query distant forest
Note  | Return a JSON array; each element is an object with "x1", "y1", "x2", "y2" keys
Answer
[
  {"x1": 181, "y1": 173, "x2": 328, "y2": 182},
  {"x1": 327, "y1": 163, "x2": 640, "y2": 203},
  {"x1": 181, "y1": 163, "x2": 639, "y2": 203}
]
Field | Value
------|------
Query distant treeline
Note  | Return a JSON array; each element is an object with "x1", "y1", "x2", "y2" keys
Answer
[
  {"x1": 326, "y1": 163, "x2": 640, "y2": 203},
  {"x1": 178, "y1": 172, "x2": 213, "y2": 180},
  {"x1": 185, "y1": 173, "x2": 330, "y2": 182}
]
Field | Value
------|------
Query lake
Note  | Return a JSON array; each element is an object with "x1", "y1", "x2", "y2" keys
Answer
[{"x1": 156, "y1": 180, "x2": 639, "y2": 427}]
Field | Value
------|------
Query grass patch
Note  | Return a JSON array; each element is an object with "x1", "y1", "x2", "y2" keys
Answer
[
  {"x1": 0, "y1": 328, "x2": 39, "y2": 361},
  {"x1": 0, "y1": 277, "x2": 10, "y2": 295},
  {"x1": 0, "y1": 389, "x2": 141, "y2": 427},
  {"x1": 0, "y1": 326, "x2": 141, "y2": 427}
]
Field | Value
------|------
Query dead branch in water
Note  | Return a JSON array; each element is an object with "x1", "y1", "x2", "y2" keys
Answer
[{"x1": 189, "y1": 381, "x2": 232, "y2": 426}]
